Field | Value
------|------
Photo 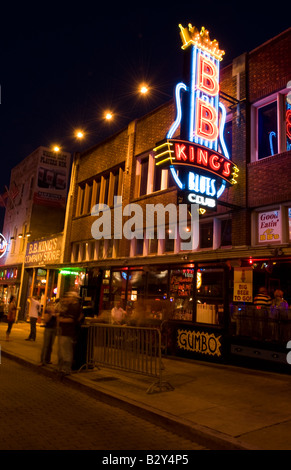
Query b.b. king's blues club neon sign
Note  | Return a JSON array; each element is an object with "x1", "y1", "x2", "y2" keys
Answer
[{"x1": 154, "y1": 24, "x2": 239, "y2": 211}]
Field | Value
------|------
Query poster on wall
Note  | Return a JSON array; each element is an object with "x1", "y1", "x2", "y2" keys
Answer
[
  {"x1": 258, "y1": 210, "x2": 281, "y2": 243},
  {"x1": 233, "y1": 267, "x2": 253, "y2": 303},
  {"x1": 33, "y1": 149, "x2": 71, "y2": 207}
]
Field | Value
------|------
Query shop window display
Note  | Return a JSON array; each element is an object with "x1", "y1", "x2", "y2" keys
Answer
[
  {"x1": 196, "y1": 268, "x2": 224, "y2": 325},
  {"x1": 170, "y1": 268, "x2": 194, "y2": 321}
]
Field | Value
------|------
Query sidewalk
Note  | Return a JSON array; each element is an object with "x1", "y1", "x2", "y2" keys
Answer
[{"x1": 1, "y1": 321, "x2": 291, "y2": 450}]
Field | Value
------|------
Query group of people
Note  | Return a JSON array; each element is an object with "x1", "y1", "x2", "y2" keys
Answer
[
  {"x1": 2, "y1": 291, "x2": 83, "y2": 376},
  {"x1": 254, "y1": 287, "x2": 289, "y2": 310}
]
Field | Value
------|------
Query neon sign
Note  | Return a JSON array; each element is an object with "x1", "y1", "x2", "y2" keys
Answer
[
  {"x1": 154, "y1": 24, "x2": 239, "y2": 210},
  {"x1": 0, "y1": 233, "x2": 7, "y2": 258}
]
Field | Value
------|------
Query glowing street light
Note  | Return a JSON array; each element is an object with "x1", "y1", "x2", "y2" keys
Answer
[
  {"x1": 53, "y1": 145, "x2": 60, "y2": 152},
  {"x1": 139, "y1": 84, "x2": 149, "y2": 95},
  {"x1": 105, "y1": 111, "x2": 113, "y2": 121},
  {"x1": 75, "y1": 130, "x2": 84, "y2": 139}
]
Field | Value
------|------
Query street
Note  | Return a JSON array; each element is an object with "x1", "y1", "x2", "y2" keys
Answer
[{"x1": 0, "y1": 356, "x2": 207, "y2": 451}]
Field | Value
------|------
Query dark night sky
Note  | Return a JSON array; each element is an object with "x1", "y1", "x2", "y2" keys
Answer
[{"x1": 0, "y1": 1, "x2": 289, "y2": 228}]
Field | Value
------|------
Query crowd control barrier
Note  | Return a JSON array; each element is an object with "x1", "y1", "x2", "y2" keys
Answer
[{"x1": 84, "y1": 323, "x2": 174, "y2": 394}]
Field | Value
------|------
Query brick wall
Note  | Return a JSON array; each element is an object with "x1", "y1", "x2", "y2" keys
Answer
[
  {"x1": 248, "y1": 150, "x2": 291, "y2": 207},
  {"x1": 248, "y1": 28, "x2": 291, "y2": 103}
]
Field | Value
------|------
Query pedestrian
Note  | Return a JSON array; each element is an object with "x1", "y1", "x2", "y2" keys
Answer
[
  {"x1": 25, "y1": 295, "x2": 41, "y2": 341},
  {"x1": 111, "y1": 301, "x2": 126, "y2": 324},
  {"x1": 57, "y1": 291, "x2": 83, "y2": 375},
  {"x1": 0, "y1": 296, "x2": 5, "y2": 322},
  {"x1": 6, "y1": 295, "x2": 17, "y2": 341},
  {"x1": 39, "y1": 298, "x2": 59, "y2": 365},
  {"x1": 254, "y1": 287, "x2": 272, "y2": 307},
  {"x1": 271, "y1": 289, "x2": 288, "y2": 310}
]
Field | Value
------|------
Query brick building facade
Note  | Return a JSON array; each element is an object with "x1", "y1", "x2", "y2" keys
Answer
[{"x1": 61, "y1": 27, "x2": 291, "y2": 368}]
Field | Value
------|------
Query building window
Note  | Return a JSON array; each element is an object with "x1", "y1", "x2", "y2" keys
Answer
[
  {"x1": 258, "y1": 101, "x2": 278, "y2": 159},
  {"x1": 200, "y1": 222, "x2": 213, "y2": 249},
  {"x1": 252, "y1": 90, "x2": 290, "y2": 161},
  {"x1": 223, "y1": 120, "x2": 232, "y2": 158},
  {"x1": 165, "y1": 229, "x2": 175, "y2": 252},
  {"x1": 220, "y1": 219, "x2": 232, "y2": 246},
  {"x1": 153, "y1": 164, "x2": 162, "y2": 192},
  {"x1": 139, "y1": 157, "x2": 149, "y2": 196},
  {"x1": 135, "y1": 238, "x2": 144, "y2": 256},
  {"x1": 75, "y1": 165, "x2": 123, "y2": 217}
]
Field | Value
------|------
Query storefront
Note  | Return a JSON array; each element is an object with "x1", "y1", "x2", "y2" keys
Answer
[
  {"x1": 23, "y1": 234, "x2": 64, "y2": 316},
  {"x1": 0, "y1": 265, "x2": 22, "y2": 314},
  {"x1": 63, "y1": 25, "x2": 291, "y2": 372}
]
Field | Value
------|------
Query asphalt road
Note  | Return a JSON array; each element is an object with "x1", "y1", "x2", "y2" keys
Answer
[{"x1": 0, "y1": 356, "x2": 207, "y2": 452}]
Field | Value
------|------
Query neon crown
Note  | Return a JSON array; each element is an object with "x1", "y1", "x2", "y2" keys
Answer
[{"x1": 179, "y1": 24, "x2": 225, "y2": 61}]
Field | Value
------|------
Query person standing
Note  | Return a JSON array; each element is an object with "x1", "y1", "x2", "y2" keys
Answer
[
  {"x1": 254, "y1": 287, "x2": 272, "y2": 307},
  {"x1": 39, "y1": 299, "x2": 59, "y2": 365},
  {"x1": 111, "y1": 301, "x2": 126, "y2": 324},
  {"x1": 6, "y1": 295, "x2": 17, "y2": 341},
  {"x1": 57, "y1": 292, "x2": 82, "y2": 375},
  {"x1": 272, "y1": 289, "x2": 288, "y2": 310},
  {"x1": 25, "y1": 296, "x2": 41, "y2": 341}
]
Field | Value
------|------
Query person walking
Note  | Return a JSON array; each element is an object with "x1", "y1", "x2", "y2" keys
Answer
[
  {"x1": 0, "y1": 296, "x2": 5, "y2": 322},
  {"x1": 25, "y1": 296, "x2": 41, "y2": 341},
  {"x1": 6, "y1": 295, "x2": 17, "y2": 341},
  {"x1": 39, "y1": 298, "x2": 59, "y2": 365},
  {"x1": 57, "y1": 292, "x2": 83, "y2": 375}
]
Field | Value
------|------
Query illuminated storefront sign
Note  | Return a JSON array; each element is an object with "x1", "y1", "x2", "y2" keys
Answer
[
  {"x1": 177, "y1": 328, "x2": 222, "y2": 357},
  {"x1": 258, "y1": 210, "x2": 281, "y2": 243},
  {"x1": 25, "y1": 235, "x2": 62, "y2": 266},
  {"x1": 0, "y1": 233, "x2": 8, "y2": 258},
  {"x1": 154, "y1": 24, "x2": 239, "y2": 210}
]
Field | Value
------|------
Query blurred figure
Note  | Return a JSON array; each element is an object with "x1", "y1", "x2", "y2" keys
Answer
[
  {"x1": 254, "y1": 287, "x2": 272, "y2": 307},
  {"x1": 25, "y1": 296, "x2": 41, "y2": 341},
  {"x1": 39, "y1": 299, "x2": 59, "y2": 365},
  {"x1": 111, "y1": 301, "x2": 126, "y2": 324},
  {"x1": 0, "y1": 297, "x2": 5, "y2": 322},
  {"x1": 272, "y1": 289, "x2": 288, "y2": 309},
  {"x1": 57, "y1": 292, "x2": 83, "y2": 375},
  {"x1": 6, "y1": 295, "x2": 17, "y2": 341}
]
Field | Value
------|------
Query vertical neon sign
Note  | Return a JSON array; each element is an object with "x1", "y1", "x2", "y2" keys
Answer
[{"x1": 155, "y1": 23, "x2": 239, "y2": 209}]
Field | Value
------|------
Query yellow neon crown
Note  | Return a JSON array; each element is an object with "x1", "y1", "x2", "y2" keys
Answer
[{"x1": 179, "y1": 23, "x2": 225, "y2": 61}]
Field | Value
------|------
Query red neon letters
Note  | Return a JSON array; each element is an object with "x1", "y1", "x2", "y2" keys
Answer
[
  {"x1": 197, "y1": 54, "x2": 219, "y2": 97},
  {"x1": 195, "y1": 99, "x2": 219, "y2": 141},
  {"x1": 174, "y1": 141, "x2": 234, "y2": 183},
  {"x1": 194, "y1": 54, "x2": 219, "y2": 142}
]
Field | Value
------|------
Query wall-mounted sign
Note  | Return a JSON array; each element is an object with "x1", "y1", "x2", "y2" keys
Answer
[
  {"x1": 177, "y1": 328, "x2": 222, "y2": 357},
  {"x1": 25, "y1": 235, "x2": 62, "y2": 266},
  {"x1": 154, "y1": 24, "x2": 239, "y2": 210},
  {"x1": 233, "y1": 267, "x2": 253, "y2": 303},
  {"x1": 34, "y1": 149, "x2": 71, "y2": 208},
  {"x1": 258, "y1": 210, "x2": 281, "y2": 243},
  {"x1": 0, "y1": 233, "x2": 8, "y2": 258}
]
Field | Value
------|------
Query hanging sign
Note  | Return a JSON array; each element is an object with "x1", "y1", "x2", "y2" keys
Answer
[
  {"x1": 154, "y1": 24, "x2": 239, "y2": 210},
  {"x1": 0, "y1": 233, "x2": 8, "y2": 258},
  {"x1": 233, "y1": 267, "x2": 253, "y2": 303}
]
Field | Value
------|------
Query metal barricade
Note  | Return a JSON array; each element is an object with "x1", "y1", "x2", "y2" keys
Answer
[{"x1": 85, "y1": 323, "x2": 174, "y2": 394}]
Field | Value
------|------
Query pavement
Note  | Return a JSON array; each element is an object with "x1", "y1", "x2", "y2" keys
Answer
[{"x1": 1, "y1": 321, "x2": 291, "y2": 451}]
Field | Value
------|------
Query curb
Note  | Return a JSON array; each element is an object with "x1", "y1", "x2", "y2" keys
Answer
[{"x1": 2, "y1": 349, "x2": 258, "y2": 451}]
